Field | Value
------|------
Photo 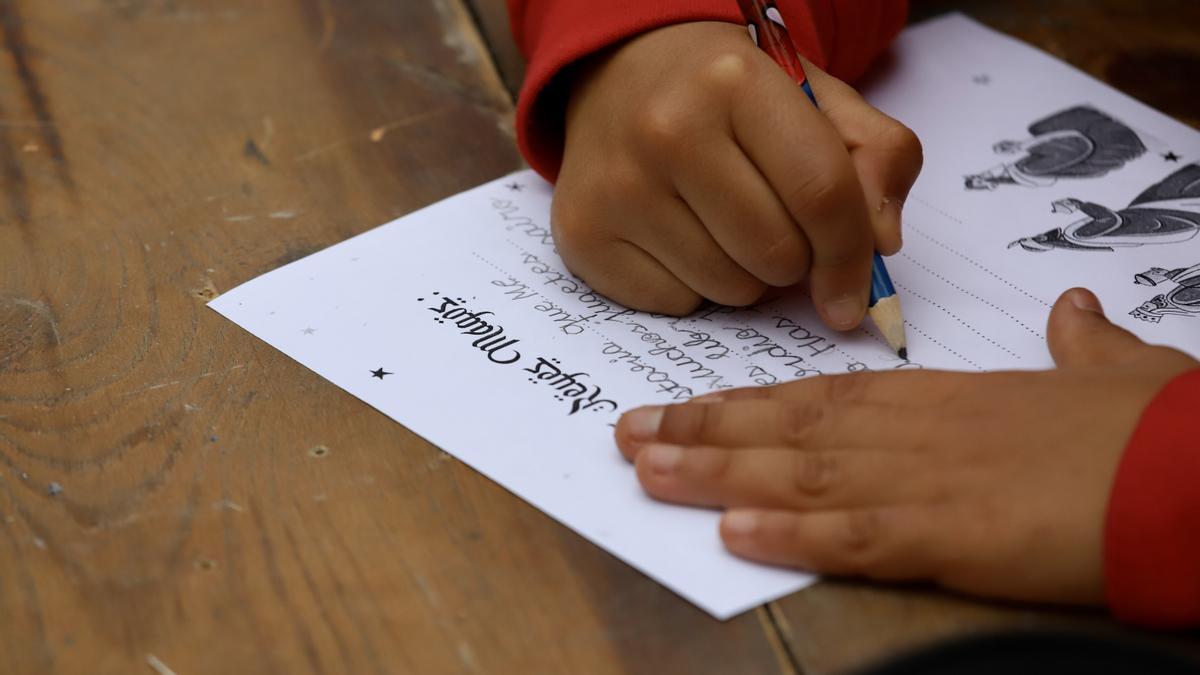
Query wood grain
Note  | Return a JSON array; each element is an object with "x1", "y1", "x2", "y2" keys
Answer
[
  {"x1": 466, "y1": 0, "x2": 524, "y2": 98},
  {"x1": 0, "y1": 1, "x2": 783, "y2": 673}
]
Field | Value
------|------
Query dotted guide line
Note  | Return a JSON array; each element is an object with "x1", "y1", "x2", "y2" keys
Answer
[
  {"x1": 900, "y1": 252, "x2": 1045, "y2": 340},
  {"x1": 904, "y1": 322, "x2": 983, "y2": 370},
  {"x1": 906, "y1": 195, "x2": 1053, "y2": 308},
  {"x1": 896, "y1": 282, "x2": 1021, "y2": 360}
]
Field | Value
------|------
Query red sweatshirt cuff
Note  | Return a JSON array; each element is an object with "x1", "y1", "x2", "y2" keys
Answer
[
  {"x1": 508, "y1": 1, "x2": 907, "y2": 182},
  {"x1": 1105, "y1": 367, "x2": 1200, "y2": 627}
]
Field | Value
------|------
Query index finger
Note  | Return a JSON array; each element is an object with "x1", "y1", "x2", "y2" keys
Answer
[{"x1": 728, "y1": 61, "x2": 875, "y2": 330}]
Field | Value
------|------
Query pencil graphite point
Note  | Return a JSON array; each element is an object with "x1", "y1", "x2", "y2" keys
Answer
[{"x1": 866, "y1": 295, "x2": 908, "y2": 359}]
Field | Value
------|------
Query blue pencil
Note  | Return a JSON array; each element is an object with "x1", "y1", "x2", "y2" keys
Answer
[
  {"x1": 739, "y1": 0, "x2": 908, "y2": 358},
  {"x1": 867, "y1": 251, "x2": 907, "y2": 360}
]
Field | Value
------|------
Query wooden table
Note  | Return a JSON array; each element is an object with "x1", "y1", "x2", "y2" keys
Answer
[{"x1": 1, "y1": 1, "x2": 1197, "y2": 673}]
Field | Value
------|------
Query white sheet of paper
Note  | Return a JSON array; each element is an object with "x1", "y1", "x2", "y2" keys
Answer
[{"x1": 210, "y1": 14, "x2": 1200, "y2": 619}]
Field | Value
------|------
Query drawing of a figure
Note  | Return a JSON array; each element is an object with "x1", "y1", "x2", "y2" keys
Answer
[
  {"x1": 1130, "y1": 263, "x2": 1200, "y2": 323},
  {"x1": 1009, "y1": 163, "x2": 1200, "y2": 252},
  {"x1": 965, "y1": 106, "x2": 1146, "y2": 190}
]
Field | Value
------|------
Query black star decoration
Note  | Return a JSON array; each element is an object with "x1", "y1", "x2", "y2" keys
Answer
[
  {"x1": 1163, "y1": 151, "x2": 1181, "y2": 162},
  {"x1": 370, "y1": 367, "x2": 393, "y2": 379},
  {"x1": 505, "y1": 182, "x2": 525, "y2": 192}
]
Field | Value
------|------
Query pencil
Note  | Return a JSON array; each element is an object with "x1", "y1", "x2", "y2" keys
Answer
[{"x1": 737, "y1": 0, "x2": 908, "y2": 359}]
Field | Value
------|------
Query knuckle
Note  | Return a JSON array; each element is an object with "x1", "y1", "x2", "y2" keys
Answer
[
  {"x1": 812, "y1": 242, "x2": 863, "y2": 272},
  {"x1": 836, "y1": 510, "x2": 884, "y2": 568},
  {"x1": 778, "y1": 402, "x2": 826, "y2": 447},
  {"x1": 879, "y1": 120, "x2": 923, "y2": 158},
  {"x1": 696, "y1": 402, "x2": 725, "y2": 441},
  {"x1": 755, "y1": 232, "x2": 809, "y2": 285},
  {"x1": 786, "y1": 169, "x2": 847, "y2": 218},
  {"x1": 703, "y1": 52, "x2": 753, "y2": 92},
  {"x1": 637, "y1": 98, "x2": 694, "y2": 149},
  {"x1": 659, "y1": 402, "x2": 715, "y2": 444},
  {"x1": 790, "y1": 450, "x2": 838, "y2": 499}
]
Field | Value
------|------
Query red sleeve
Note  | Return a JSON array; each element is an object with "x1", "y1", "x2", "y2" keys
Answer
[
  {"x1": 1105, "y1": 367, "x2": 1200, "y2": 627},
  {"x1": 507, "y1": 0, "x2": 909, "y2": 181}
]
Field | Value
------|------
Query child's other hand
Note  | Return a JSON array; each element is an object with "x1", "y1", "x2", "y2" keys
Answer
[
  {"x1": 554, "y1": 21, "x2": 922, "y2": 328},
  {"x1": 614, "y1": 289, "x2": 1198, "y2": 605}
]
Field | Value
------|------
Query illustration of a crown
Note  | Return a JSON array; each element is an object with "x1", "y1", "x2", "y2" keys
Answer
[{"x1": 1129, "y1": 295, "x2": 1169, "y2": 323}]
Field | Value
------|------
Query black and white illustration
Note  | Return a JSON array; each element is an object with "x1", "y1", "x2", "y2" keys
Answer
[
  {"x1": 965, "y1": 106, "x2": 1146, "y2": 190},
  {"x1": 1009, "y1": 163, "x2": 1200, "y2": 252},
  {"x1": 1130, "y1": 263, "x2": 1200, "y2": 322}
]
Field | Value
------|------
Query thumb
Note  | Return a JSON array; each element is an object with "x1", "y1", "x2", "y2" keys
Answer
[
  {"x1": 1047, "y1": 288, "x2": 1148, "y2": 368},
  {"x1": 804, "y1": 62, "x2": 923, "y2": 256}
]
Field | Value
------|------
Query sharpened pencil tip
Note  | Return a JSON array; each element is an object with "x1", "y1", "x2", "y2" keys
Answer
[{"x1": 867, "y1": 294, "x2": 907, "y2": 361}]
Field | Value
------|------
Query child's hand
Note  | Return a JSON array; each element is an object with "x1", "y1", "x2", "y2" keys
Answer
[
  {"x1": 553, "y1": 21, "x2": 922, "y2": 328},
  {"x1": 614, "y1": 288, "x2": 1198, "y2": 605}
]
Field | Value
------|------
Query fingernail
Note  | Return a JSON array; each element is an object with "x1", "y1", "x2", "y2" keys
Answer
[
  {"x1": 824, "y1": 295, "x2": 865, "y2": 330},
  {"x1": 692, "y1": 393, "x2": 724, "y2": 404},
  {"x1": 623, "y1": 406, "x2": 664, "y2": 441},
  {"x1": 645, "y1": 444, "x2": 683, "y2": 475},
  {"x1": 723, "y1": 510, "x2": 758, "y2": 536},
  {"x1": 1070, "y1": 288, "x2": 1104, "y2": 314}
]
